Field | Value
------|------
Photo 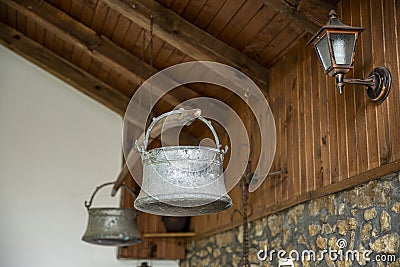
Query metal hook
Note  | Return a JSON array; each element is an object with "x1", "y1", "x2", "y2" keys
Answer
[
  {"x1": 231, "y1": 209, "x2": 244, "y2": 220},
  {"x1": 84, "y1": 182, "x2": 136, "y2": 209},
  {"x1": 230, "y1": 204, "x2": 254, "y2": 220}
]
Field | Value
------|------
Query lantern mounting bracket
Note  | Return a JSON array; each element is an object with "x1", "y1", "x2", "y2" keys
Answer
[{"x1": 335, "y1": 66, "x2": 391, "y2": 102}]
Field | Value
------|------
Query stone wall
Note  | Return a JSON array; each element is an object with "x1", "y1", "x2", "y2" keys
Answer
[{"x1": 181, "y1": 172, "x2": 400, "y2": 266}]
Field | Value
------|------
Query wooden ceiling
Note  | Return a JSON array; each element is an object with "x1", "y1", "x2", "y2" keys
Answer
[{"x1": 0, "y1": 0, "x2": 338, "y2": 137}]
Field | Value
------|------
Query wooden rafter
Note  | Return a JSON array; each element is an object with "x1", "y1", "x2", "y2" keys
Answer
[
  {"x1": 102, "y1": 0, "x2": 269, "y2": 91},
  {"x1": 0, "y1": 21, "x2": 130, "y2": 117},
  {"x1": 4, "y1": 0, "x2": 201, "y2": 107},
  {"x1": 0, "y1": 22, "x2": 199, "y2": 185},
  {"x1": 261, "y1": 0, "x2": 336, "y2": 34}
]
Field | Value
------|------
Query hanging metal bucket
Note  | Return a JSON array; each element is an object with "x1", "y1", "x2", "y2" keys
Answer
[
  {"x1": 134, "y1": 109, "x2": 232, "y2": 216},
  {"x1": 82, "y1": 182, "x2": 142, "y2": 246}
]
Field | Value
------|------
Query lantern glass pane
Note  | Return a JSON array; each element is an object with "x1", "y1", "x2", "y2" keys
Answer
[
  {"x1": 315, "y1": 35, "x2": 332, "y2": 71},
  {"x1": 330, "y1": 33, "x2": 356, "y2": 65}
]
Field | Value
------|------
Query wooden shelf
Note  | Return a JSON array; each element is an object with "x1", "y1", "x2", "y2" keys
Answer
[{"x1": 142, "y1": 232, "x2": 196, "y2": 238}]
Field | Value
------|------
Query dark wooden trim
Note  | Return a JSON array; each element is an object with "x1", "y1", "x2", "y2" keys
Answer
[
  {"x1": 261, "y1": 0, "x2": 336, "y2": 34},
  {"x1": 142, "y1": 232, "x2": 196, "y2": 238},
  {"x1": 0, "y1": 22, "x2": 129, "y2": 116},
  {"x1": 102, "y1": 0, "x2": 269, "y2": 91},
  {"x1": 193, "y1": 160, "x2": 400, "y2": 239}
]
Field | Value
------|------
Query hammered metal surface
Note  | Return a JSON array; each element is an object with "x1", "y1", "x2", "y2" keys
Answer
[
  {"x1": 135, "y1": 194, "x2": 232, "y2": 216},
  {"x1": 135, "y1": 146, "x2": 233, "y2": 216},
  {"x1": 82, "y1": 208, "x2": 142, "y2": 246}
]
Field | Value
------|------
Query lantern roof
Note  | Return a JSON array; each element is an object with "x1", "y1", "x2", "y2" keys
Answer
[{"x1": 307, "y1": 10, "x2": 364, "y2": 45}]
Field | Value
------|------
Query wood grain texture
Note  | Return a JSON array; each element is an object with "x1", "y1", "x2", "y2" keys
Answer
[
  {"x1": 192, "y1": 0, "x2": 400, "y2": 238},
  {"x1": 5, "y1": 0, "x2": 201, "y2": 108},
  {"x1": 102, "y1": 0, "x2": 269, "y2": 91},
  {"x1": 0, "y1": 22, "x2": 129, "y2": 115},
  {"x1": 118, "y1": 176, "x2": 185, "y2": 259},
  {"x1": 261, "y1": 0, "x2": 336, "y2": 33}
]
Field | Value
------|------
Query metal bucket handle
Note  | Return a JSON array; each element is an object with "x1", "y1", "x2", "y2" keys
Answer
[
  {"x1": 137, "y1": 109, "x2": 226, "y2": 153},
  {"x1": 84, "y1": 182, "x2": 136, "y2": 209}
]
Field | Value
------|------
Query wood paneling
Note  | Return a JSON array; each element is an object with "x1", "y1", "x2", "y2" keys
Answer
[
  {"x1": 118, "y1": 175, "x2": 185, "y2": 260},
  {"x1": 192, "y1": 0, "x2": 400, "y2": 238},
  {"x1": 0, "y1": 22, "x2": 130, "y2": 116}
]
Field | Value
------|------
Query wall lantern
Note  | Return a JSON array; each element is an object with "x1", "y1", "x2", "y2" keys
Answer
[{"x1": 307, "y1": 10, "x2": 391, "y2": 102}]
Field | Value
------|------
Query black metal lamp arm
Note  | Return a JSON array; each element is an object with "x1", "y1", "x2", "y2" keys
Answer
[{"x1": 334, "y1": 66, "x2": 391, "y2": 102}]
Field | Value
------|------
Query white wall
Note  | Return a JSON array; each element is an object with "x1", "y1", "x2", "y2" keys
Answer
[{"x1": 0, "y1": 45, "x2": 179, "y2": 267}]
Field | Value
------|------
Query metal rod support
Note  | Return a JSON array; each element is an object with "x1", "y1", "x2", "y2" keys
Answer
[
  {"x1": 334, "y1": 66, "x2": 391, "y2": 102},
  {"x1": 343, "y1": 77, "x2": 375, "y2": 87}
]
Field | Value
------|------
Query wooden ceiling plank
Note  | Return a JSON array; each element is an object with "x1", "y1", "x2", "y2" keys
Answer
[
  {"x1": 0, "y1": 22, "x2": 129, "y2": 116},
  {"x1": 243, "y1": 13, "x2": 289, "y2": 59},
  {"x1": 46, "y1": 0, "x2": 59, "y2": 7},
  {"x1": 153, "y1": 41, "x2": 175, "y2": 68},
  {"x1": 87, "y1": 56, "x2": 102, "y2": 77},
  {"x1": 102, "y1": 0, "x2": 269, "y2": 90},
  {"x1": 61, "y1": 39, "x2": 74, "y2": 61},
  {"x1": 261, "y1": 0, "x2": 335, "y2": 34},
  {"x1": 164, "y1": 48, "x2": 187, "y2": 67},
  {"x1": 105, "y1": 69, "x2": 122, "y2": 89},
  {"x1": 52, "y1": 35, "x2": 64, "y2": 57},
  {"x1": 193, "y1": 0, "x2": 225, "y2": 30},
  {"x1": 15, "y1": 10, "x2": 26, "y2": 33},
  {"x1": 4, "y1": 0, "x2": 183, "y2": 106},
  {"x1": 230, "y1": 6, "x2": 275, "y2": 51},
  {"x1": 69, "y1": 0, "x2": 84, "y2": 21},
  {"x1": 143, "y1": 35, "x2": 165, "y2": 69},
  {"x1": 70, "y1": 45, "x2": 84, "y2": 66},
  {"x1": 39, "y1": 0, "x2": 200, "y2": 105},
  {"x1": 46, "y1": 0, "x2": 58, "y2": 8},
  {"x1": 256, "y1": 21, "x2": 306, "y2": 66},
  {"x1": 78, "y1": 47, "x2": 92, "y2": 70},
  {"x1": 169, "y1": 0, "x2": 190, "y2": 15},
  {"x1": 0, "y1": 2, "x2": 7, "y2": 21},
  {"x1": 79, "y1": 0, "x2": 97, "y2": 26},
  {"x1": 34, "y1": 22, "x2": 45, "y2": 45},
  {"x1": 58, "y1": 0, "x2": 72, "y2": 15},
  {"x1": 181, "y1": 0, "x2": 207, "y2": 23},
  {"x1": 218, "y1": 0, "x2": 263, "y2": 45},
  {"x1": 43, "y1": 27, "x2": 55, "y2": 50},
  {"x1": 6, "y1": 4, "x2": 16, "y2": 28},
  {"x1": 122, "y1": 80, "x2": 138, "y2": 98},
  {"x1": 110, "y1": 15, "x2": 131, "y2": 45},
  {"x1": 115, "y1": 74, "x2": 130, "y2": 92},
  {"x1": 205, "y1": 0, "x2": 246, "y2": 37},
  {"x1": 25, "y1": 13, "x2": 35, "y2": 39},
  {"x1": 266, "y1": 29, "x2": 306, "y2": 68},
  {"x1": 101, "y1": 7, "x2": 120, "y2": 38},
  {"x1": 121, "y1": 21, "x2": 141, "y2": 52},
  {"x1": 162, "y1": 0, "x2": 174, "y2": 7},
  {"x1": 90, "y1": 1, "x2": 108, "y2": 33},
  {"x1": 97, "y1": 64, "x2": 111, "y2": 81},
  {"x1": 4, "y1": 0, "x2": 229, "y2": 127}
]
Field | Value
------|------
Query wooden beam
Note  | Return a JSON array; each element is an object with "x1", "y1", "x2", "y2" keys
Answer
[
  {"x1": 0, "y1": 22, "x2": 129, "y2": 116},
  {"x1": 4, "y1": 0, "x2": 245, "y2": 122},
  {"x1": 102, "y1": 0, "x2": 269, "y2": 90},
  {"x1": 261, "y1": 0, "x2": 336, "y2": 34},
  {"x1": 4, "y1": 0, "x2": 200, "y2": 107},
  {"x1": 0, "y1": 23, "x2": 200, "y2": 185},
  {"x1": 5, "y1": 0, "x2": 225, "y2": 146}
]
